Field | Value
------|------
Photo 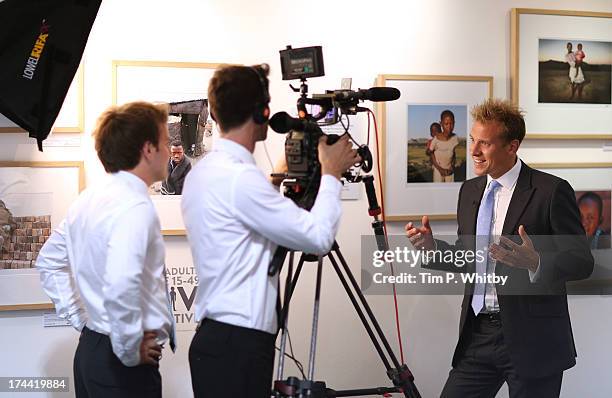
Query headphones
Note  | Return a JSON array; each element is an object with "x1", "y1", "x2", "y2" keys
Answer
[{"x1": 250, "y1": 64, "x2": 270, "y2": 125}]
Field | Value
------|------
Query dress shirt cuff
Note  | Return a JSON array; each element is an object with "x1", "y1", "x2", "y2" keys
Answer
[
  {"x1": 113, "y1": 340, "x2": 141, "y2": 367},
  {"x1": 319, "y1": 174, "x2": 343, "y2": 196},
  {"x1": 528, "y1": 256, "x2": 542, "y2": 283},
  {"x1": 420, "y1": 240, "x2": 438, "y2": 266},
  {"x1": 68, "y1": 310, "x2": 88, "y2": 332}
]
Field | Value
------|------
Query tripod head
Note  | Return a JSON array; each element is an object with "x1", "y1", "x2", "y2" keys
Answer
[{"x1": 267, "y1": 174, "x2": 386, "y2": 277}]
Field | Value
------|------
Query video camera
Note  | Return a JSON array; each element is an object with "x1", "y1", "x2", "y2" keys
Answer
[{"x1": 270, "y1": 45, "x2": 400, "y2": 210}]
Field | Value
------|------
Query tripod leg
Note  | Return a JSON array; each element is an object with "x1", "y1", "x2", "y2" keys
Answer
[
  {"x1": 331, "y1": 245, "x2": 403, "y2": 370},
  {"x1": 307, "y1": 257, "x2": 324, "y2": 382},
  {"x1": 326, "y1": 251, "x2": 393, "y2": 371},
  {"x1": 288, "y1": 254, "x2": 306, "y2": 303},
  {"x1": 276, "y1": 251, "x2": 294, "y2": 383},
  {"x1": 331, "y1": 245, "x2": 421, "y2": 398}
]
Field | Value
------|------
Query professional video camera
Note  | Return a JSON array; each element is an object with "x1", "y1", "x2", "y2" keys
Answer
[
  {"x1": 270, "y1": 47, "x2": 420, "y2": 398},
  {"x1": 270, "y1": 45, "x2": 400, "y2": 210}
]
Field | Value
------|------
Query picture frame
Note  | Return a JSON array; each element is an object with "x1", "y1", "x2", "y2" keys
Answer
[
  {"x1": 0, "y1": 65, "x2": 85, "y2": 134},
  {"x1": 0, "y1": 161, "x2": 85, "y2": 311},
  {"x1": 528, "y1": 162, "x2": 612, "y2": 189},
  {"x1": 112, "y1": 60, "x2": 223, "y2": 235},
  {"x1": 511, "y1": 9, "x2": 612, "y2": 140},
  {"x1": 529, "y1": 162, "x2": 612, "y2": 289},
  {"x1": 376, "y1": 74, "x2": 493, "y2": 221}
]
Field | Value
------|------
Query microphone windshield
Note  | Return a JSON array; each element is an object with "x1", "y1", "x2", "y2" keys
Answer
[{"x1": 366, "y1": 87, "x2": 400, "y2": 102}]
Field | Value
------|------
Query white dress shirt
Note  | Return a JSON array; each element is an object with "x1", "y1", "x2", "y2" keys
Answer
[
  {"x1": 36, "y1": 171, "x2": 173, "y2": 366},
  {"x1": 482, "y1": 158, "x2": 539, "y2": 312},
  {"x1": 181, "y1": 138, "x2": 343, "y2": 334}
]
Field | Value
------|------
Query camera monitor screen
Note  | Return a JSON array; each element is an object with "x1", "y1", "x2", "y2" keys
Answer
[{"x1": 280, "y1": 46, "x2": 324, "y2": 80}]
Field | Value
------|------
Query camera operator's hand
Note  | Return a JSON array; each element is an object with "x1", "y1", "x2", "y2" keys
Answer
[{"x1": 318, "y1": 135, "x2": 360, "y2": 181}]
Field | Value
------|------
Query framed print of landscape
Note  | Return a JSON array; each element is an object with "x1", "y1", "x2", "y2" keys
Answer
[{"x1": 511, "y1": 9, "x2": 612, "y2": 139}]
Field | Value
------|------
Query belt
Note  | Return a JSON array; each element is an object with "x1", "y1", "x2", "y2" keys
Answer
[
  {"x1": 477, "y1": 312, "x2": 501, "y2": 322},
  {"x1": 197, "y1": 318, "x2": 276, "y2": 340}
]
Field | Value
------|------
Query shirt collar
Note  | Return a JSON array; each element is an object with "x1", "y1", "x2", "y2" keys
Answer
[
  {"x1": 486, "y1": 158, "x2": 522, "y2": 191},
  {"x1": 215, "y1": 138, "x2": 256, "y2": 165},
  {"x1": 114, "y1": 170, "x2": 149, "y2": 196}
]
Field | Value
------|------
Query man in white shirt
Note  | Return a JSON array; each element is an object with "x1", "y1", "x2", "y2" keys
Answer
[
  {"x1": 36, "y1": 101, "x2": 175, "y2": 398},
  {"x1": 181, "y1": 64, "x2": 359, "y2": 398},
  {"x1": 405, "y1": 98, "x2": 593, "y2": 397}
]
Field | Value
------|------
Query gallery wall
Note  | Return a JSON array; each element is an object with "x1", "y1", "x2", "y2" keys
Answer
[{"x1": 1, "y1": 0, "x2": 611, "y2": 397}]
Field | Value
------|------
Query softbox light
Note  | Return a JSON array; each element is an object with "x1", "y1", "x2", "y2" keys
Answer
[{"x1": 0, "y1": 0, "x2": 101, "y2": 150}]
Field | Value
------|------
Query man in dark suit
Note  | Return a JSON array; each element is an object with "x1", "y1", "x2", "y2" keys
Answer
[
  {"x1": 161, "y1": 140, "x2": 191, "y2": 195},
  {"x1": 405, "y1": 98, "x2": 593, "y2": 397}
]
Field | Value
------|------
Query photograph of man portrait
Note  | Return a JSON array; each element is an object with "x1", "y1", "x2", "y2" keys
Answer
[
  {"x1": 149, "y1": 99, "x2": 215, "y2": 195},
  {"x1": 575, "y1": 190, "x2": 611, "y2": 250},
  {"x1": 406, "y1": 104, "x2": 467, "y2": 183},
  {"x1": 112, "y1": 60, "x2": 221, "y2": 197},
  {"x1": 538, "y1": 39, "x2": 612, "y2": 104}
]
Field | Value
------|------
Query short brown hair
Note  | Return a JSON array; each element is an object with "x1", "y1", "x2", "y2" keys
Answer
[
  {"x1": 93, "y1": 102, "x2": 168, "y2": 173},
  {"x1": 440, "y1": 109, "x2": 455, "y2": 121},
  {"x1": 470, "y1": 98, "x2": 525, "y2": 143},
  {"x1": 207, "y1": 64, "x2": 269, "y2": 132}
]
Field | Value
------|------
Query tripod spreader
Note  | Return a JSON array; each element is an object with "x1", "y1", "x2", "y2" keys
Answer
[{"x1": 388, "y1": 365, "x2": 420, "y2": 398}]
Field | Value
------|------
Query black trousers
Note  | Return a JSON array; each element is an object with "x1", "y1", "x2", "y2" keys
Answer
[
  {"x1": 441, "y1": 314, "x2": 562, "y2": 398},
  {"x1": 74, "y1": 326, "x2": 161, "y2": 398},
  {"x1": 189, "y1": 318, "x2": 276, "y2": 398}
]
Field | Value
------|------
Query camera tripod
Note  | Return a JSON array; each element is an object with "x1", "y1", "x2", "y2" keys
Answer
[{"x1": 272, "y1": 239, "x2": 421, "y2": 398}]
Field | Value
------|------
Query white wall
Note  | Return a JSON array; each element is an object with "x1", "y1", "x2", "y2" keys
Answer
[{"x1": 1, "y1": 0, "x2": 612, "y2": 397}]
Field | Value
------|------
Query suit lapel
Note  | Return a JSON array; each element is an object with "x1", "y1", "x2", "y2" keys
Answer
[
  {"x1": 501, "y1": 163, "x2": 535, "y2": 235},
  {"x1": 459, "y1": 177, "x2": 486, "y2": 298},
  {"x1": 463, "y1": 177, "x2": 487, "y2": 235}
]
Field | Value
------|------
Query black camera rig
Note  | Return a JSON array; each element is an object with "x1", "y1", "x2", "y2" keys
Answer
[
  {"x1": 271, "y1": 45, "x2": 399, "y2": 210},
  {"x1": 269, "y1": 46, "x2": 419, "y2": 398}
]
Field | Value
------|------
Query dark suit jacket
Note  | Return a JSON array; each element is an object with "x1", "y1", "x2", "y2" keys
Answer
[
  {"x1": 430, "y1": 163, "x2": 593, "y2": 379},
  {"x1": 162, "y1": 158, "x2": 192, "y2": 195}
]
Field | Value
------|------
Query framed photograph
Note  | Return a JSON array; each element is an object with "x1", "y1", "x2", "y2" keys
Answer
[
  {"x1": 377, "y1": 74, "x2": 493, "y2": 221},
  {"x1": 511, "y1": 9, "x2": 612, "y2": 139},
  {"x1": 0, "y1": 65, "x2": 84, "y2": 134},
  {"x1": 0, "y1": 161, "x2": 85, "y2": 311},
  {"x1": 529, "y1": 162, "x2": 612, "y2": 246},
  {"x1": 112, "y1": 60, "x2": 223, "y2": 235},
  {"x1": 407, "y1": 104, "x2": 468, "y2": 184},
  {"x1": 574, "y1": 190, "x2": 611, "y2": 250},
  {"x1": 529, "y1": 162, "x2": 612, "y2": 288}
]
